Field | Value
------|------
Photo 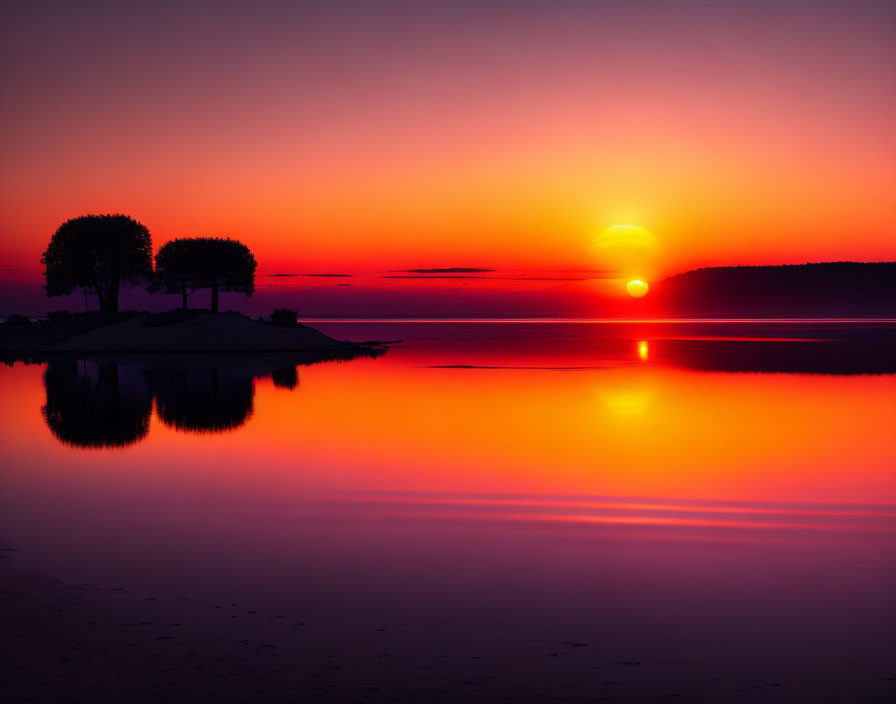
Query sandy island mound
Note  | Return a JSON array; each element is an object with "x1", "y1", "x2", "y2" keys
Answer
[{"x1": 0, "y1": 310, "x2": 371, "y2": 354}]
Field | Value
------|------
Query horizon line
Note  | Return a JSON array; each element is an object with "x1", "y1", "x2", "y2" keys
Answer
[{"x1": 300, "y1": 317, "x2": 896, "y2": 324}]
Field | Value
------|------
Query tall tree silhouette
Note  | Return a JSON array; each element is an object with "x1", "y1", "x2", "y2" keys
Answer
[
  {"x1": 42, "y1": 214, "x2": 153, "y2": 313},
  {"x1": 153, "y1": 237, "x2": 256, "y2": 312},
  {"x1": 153, "y1": 238, "x2": 204, "y2": 309}
]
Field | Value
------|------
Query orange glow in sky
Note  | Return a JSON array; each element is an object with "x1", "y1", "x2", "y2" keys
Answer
[{"x1": 0, "y1": 1, "x2": 893, "y2": 291}]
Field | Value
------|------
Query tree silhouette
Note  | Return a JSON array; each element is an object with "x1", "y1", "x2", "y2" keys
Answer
[
  {"x1": 42, "y1": 214, "x2": 153, "y2": 313},
  {"x1": 153, "y1": 237, "x2": 256, "y2": 312},
  {"x1": 152, "y1": 238, "x2": 204, "y2": 309}
]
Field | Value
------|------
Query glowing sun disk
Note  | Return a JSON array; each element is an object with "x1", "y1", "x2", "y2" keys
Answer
[{"x1": 626, "y1": 279, "x2": 649, "y2": 298}]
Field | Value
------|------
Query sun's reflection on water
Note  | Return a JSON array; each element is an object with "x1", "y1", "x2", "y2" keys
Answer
[{"x1": 638, "y1": 340, "x2": 649, "y2": 361}]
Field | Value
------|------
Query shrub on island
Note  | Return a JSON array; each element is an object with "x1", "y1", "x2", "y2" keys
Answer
[{"x1": 270, "y1": 309, "x2": 300, "y2": 327}]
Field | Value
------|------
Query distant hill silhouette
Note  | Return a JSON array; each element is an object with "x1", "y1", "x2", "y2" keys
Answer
[{"x1": 653, "y1": 262, "x2": 896, "y2": 316}]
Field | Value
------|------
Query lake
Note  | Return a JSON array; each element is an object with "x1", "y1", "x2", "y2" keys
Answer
[{"x1": 2, "y1": 321, "x2": 895, "y2": 702}]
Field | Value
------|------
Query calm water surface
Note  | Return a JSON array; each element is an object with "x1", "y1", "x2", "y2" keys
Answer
[{"x1": 2, "y1": 322, "x2": 895, "y2": 701}]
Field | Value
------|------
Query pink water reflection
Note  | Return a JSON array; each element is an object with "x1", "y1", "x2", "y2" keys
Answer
[{"x1": 1, "y1": 322, "x2": 895, "y2": 701}]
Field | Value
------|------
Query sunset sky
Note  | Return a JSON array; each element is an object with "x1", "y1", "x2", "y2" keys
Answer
[{"x1": 1, "y1": 0, "x2": 894, "y2": 315}]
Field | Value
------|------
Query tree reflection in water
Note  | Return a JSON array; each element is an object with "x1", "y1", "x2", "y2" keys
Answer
[
  {"x1": 270, "y1": 364, "x2": 299, "y2": 390},
  {"x1": 36, "y1": 350, "x2": 372, "y2": 448},
  {"x1": 149, "y1": 367, "x2": 254, "y2": 433},
  {"x1": 42, "y1": 360, "x2": 152, "y2": 448}
]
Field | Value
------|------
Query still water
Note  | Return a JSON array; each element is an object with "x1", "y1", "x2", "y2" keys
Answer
[{"x1": 2, "y1": 322, "x2": 895, "y2": 701}]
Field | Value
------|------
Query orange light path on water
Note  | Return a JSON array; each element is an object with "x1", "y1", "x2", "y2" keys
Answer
[
  {"x1": 2, "y1": 324, "x2": 896, "y2": 540},
  {"x1": 6, "y1": 353, "x2": 894, "y2": 510}
]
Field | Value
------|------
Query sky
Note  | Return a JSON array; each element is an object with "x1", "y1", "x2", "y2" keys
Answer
[{"x1": 1, "y1": 0, "x2": 894, "y2": 315}]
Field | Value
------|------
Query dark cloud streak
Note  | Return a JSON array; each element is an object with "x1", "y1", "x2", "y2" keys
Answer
[
  {"x1": 401, "y1": 267, "x2": 495, "y2": 273},
  {"x1": 266, "y1": 273, "x2": 353, "y2": 278}
]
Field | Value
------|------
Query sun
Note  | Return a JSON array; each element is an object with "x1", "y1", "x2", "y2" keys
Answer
[{"x1": 626, "y1": 279, "x2": 649, "y2": 298}]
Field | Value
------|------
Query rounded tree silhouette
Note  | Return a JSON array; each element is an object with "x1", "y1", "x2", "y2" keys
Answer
[
  {"x1": 43, "y1": 214, "x2": 153, "y2": 313},
  {"x1": 153, "y1": 237, "x2": 256, "y2": 312}
]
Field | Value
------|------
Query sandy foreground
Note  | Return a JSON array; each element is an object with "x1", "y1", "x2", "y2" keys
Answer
[
  {"x1": 4, "y1": 553, "x2": 884, "y2": 703},
  {"x1": 2, "y1": 558, "x2": 629, "y2": 703}
]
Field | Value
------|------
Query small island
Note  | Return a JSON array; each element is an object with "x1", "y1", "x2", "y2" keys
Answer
[
  {"x1": 1, "y1": 214, "x2": 383, "y2": 358},
  {"x1": 0, "y1": 309, "x2": 376, "y2": 355}
]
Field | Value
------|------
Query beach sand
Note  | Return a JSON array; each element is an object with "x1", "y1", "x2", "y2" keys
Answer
[{"x1": 5, "y1": 555, "x2": 881, "y2": 703}]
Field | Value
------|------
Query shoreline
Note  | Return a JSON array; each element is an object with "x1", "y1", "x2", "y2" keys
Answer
[
  {"x1": 7, "y1": 315, "x2": 896, "y2": 324},
  {"x1": 3, "y1": 550, "x2": 890, "y2": 703},
  {"x1": 0, "y1": 311, "x2": 385, "y2": 356}
]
